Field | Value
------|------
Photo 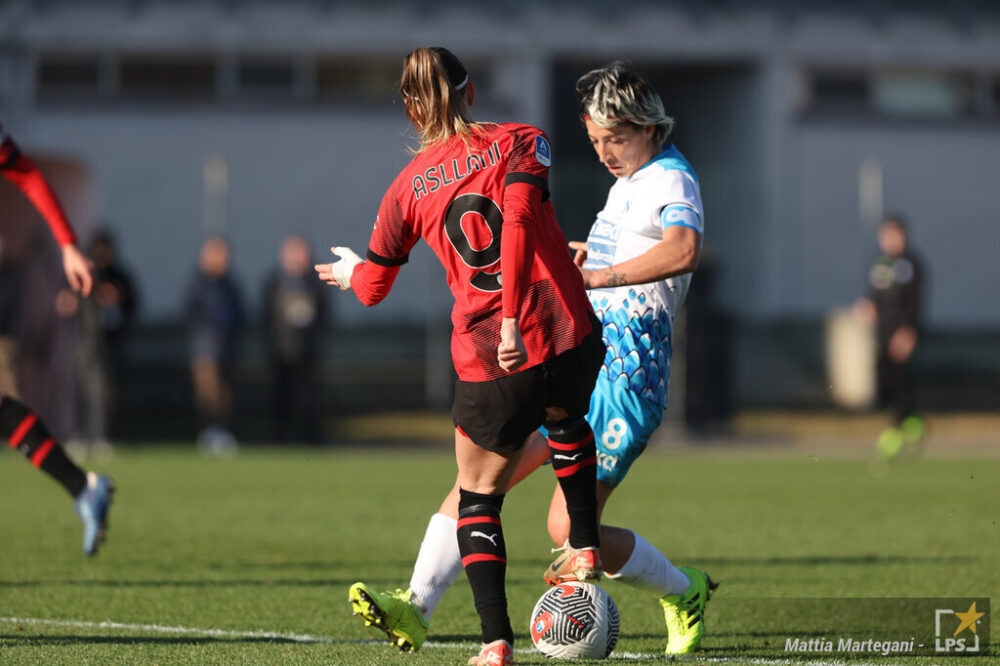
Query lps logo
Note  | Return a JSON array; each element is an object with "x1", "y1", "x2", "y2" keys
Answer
[{"x1": 935, "y1": 601, "x2": 985, "y2": 653}]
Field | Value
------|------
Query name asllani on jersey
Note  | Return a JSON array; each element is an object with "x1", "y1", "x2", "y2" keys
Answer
[{"x1": 412, "y1": 141, "x2": 501, "y2": 200}]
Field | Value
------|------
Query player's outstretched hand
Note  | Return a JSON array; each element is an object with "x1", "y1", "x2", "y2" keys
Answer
[
  {"x1": 61, "y1": 244, "x2": 94, "y2": 297},
  {"x1": 568, "y1": 240, "x2": 588, "y2": 267},
  {"x1": 569, "y1": 241, "x2": 599, "y2": 289},
  {"x1": 498, "y1": 317, "x2": 527, "y2": 373},
  {"x1": 315, "y1": 246, "x2": 363, "y2": 291}
]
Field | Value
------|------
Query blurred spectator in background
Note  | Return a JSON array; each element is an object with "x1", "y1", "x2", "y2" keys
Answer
[
  {"x1": 0, "y1": 233, "x2": 23, "y2": 398},
  {"x1": 263, "y1": 234, "x2": 326, "y2": 443},
  {"x1": 62, "y1": 227, "x2": 137, "y2": 460},
  {"x1": 184, "y1": 235, "x2": 243, "y2": 455},
  {"x1": 855, "y1": 213, "x2": 925, "y2": 458}
]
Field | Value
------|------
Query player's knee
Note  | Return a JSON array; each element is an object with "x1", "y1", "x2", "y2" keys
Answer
[
  {"x1": 544, "y1": 406, "x2": 569, "y2": 423},
  {"x1": 544, "y1": 415, "x2": 591, "y2": 442}
]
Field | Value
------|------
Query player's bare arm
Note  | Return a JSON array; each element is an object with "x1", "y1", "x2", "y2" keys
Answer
[{"x1": 578, "y1": 224, "x2": 700, "y2": 290}]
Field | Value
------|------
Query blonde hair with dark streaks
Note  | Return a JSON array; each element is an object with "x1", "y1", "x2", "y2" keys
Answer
[
  {"x1": 400, "y1": 47, "x2": 481, "y2": 152},
  {"x1": 577, "y1": 61, "x2": 674, "y2": 146}
]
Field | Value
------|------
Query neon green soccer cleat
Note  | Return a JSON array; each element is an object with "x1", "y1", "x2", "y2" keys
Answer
[
  {"x1": 877, "y1": 426, "x2": 905, "y2": 459},
  {"x1": 901, "y1": 415, "x2": 925, "y2": 444},
  {"x1": 348, "y1": 583, "x2": 428, "y2": 652},
  {"x1": 660, "y1": 566, "x2": 718, "y2": 655}
]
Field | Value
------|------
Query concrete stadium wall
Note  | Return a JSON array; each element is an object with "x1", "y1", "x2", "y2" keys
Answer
[
  {"x1": 23, "y1": 109, "x2": 466, "y2": 325},
  {"x1": 2, "y1": 1, "x2": 999, "y2": 422},
  {"x1": 790, "y1": 122, "x2": 1000, "y2": 328},
  {"x1": 4, "y1": 2, "x2": 999, "y2": 330}
]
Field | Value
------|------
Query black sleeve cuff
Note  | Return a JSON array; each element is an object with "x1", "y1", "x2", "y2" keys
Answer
[
  {"x1": 505, "y1": 172, "x2": 550, "y2": 202},
  {"x1": 0, "y1": 146, "x2": 21, "y2": 171},
  {"x1": 366, "y1": 248, "x2": 408, "y2": 267}
]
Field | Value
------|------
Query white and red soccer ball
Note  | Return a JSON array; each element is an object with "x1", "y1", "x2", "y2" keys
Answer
[{"x1": 529, "y1": 582, "x2": 620, "y2": 659}]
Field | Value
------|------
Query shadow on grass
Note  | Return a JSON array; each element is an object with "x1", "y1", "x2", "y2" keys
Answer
[
  {"x1": 0, "y1": 577, "x2": 361, "y2": 589},
  {"x1": 0, "y1": 633, "x2": 378, "y2": 646},
  {"x1": 601, "y1": 630, "x2": 833, "y2": 641},
  {"x1": 709, "y1": 630, "x2": 833, "y2": 639},
  {"x1": 697, "y1": 645, "x2": 1000, "y2": 660},
  {"x1": 509, "y1": 554, "x2": 978, "y2": 573},
  {"x1": 704, "y1": 554, "x2": 979, "y2": 566},
  {"x1": 205, "y1": 559, "x2": 424, "y2": 571},
  {"x1": 426, "y1": 633, "x2": 485, "y2": 643}
]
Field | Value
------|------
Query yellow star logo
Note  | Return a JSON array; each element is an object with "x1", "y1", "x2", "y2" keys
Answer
[{"x1": 953, "y1": 601, "x2": 985, "y2": 636}]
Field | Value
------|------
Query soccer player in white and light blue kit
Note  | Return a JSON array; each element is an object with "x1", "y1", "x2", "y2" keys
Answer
[
  {"x1": 558, "y1": 61, "x2": 716, "y2": 655},
  {"x1": 573, "y1": 69, "x2": 704, "y2": 490},
  {"x1": 348, "y1": 61, "x2": 716, "y2": 658}
]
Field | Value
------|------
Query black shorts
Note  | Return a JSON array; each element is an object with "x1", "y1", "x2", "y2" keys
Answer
[{"x1": 452, "y1": 320, "x2": 604, "y2": 454}]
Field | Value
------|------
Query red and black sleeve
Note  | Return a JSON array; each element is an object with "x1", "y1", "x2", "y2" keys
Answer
[
  {"x1": 499, "y1": 128, "x2": 550, "y2": 318},
  {"x1": 351, "y1": 189, "x2": 419, "y2": 307},
  {"x1": 500, "y1": 182, "x2": 539, "y2": 318},
  {"x1": 0, "y1": 130, "x2": 77, "y2": 247}
]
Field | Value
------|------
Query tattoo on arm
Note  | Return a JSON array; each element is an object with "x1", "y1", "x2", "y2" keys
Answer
[{"x1": 604, "y1": 268, "x2": 627, "y2": 287}]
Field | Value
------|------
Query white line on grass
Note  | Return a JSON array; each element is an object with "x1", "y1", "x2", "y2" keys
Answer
[{"x1": 0, "y1": 616, "x2": 877, "y2": 664}]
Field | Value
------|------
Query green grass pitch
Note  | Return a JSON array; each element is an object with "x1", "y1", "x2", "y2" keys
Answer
[{"x1": 1, "y1": 444, "x2": 997, "y2": 664}]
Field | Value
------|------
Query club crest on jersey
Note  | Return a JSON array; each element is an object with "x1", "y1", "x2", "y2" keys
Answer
[{"x1": 535, "y1": 135, "x2": 552, "y2": 167}]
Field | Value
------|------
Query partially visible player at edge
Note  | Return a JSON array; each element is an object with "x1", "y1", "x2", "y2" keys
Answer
[
  {"x1": 0, "y1": 123, "x2": 115, "y2": 556},
  {"x1": 315, "y1": 47, "x2": 604, "y2": 666},
  {"x1": 347, "y1": 61, "x2": 717, "y2": 656}
]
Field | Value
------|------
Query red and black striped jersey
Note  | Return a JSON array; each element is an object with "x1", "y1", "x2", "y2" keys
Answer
[{"x1": 351, "y1": 122, "x2": 595, "y2": 382}]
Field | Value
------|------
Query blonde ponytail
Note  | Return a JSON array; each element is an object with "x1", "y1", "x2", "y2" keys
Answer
[{"x1": 400, "y1": 47, "x2": 477, "y2": 151}]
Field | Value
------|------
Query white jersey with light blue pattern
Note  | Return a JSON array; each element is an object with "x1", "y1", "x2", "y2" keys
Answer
[{"x1": 583, "y1": 144, "x2": 704, "y2": 408}]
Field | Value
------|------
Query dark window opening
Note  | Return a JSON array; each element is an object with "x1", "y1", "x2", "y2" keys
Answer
[
  {"x1": 119, "y1": 58, "x2": 215, "y2": 100},
  {"x1": 238, "y1": 60, "x2": 295, "y2": 96},
  {"x1": 36, "y1": 56, "x2": 101, "y2": 102},
  {"x1": 809, "y1": 71, "x2": 871, "y2": 113},
  {"x1": 315, "y1": 59, "x2": 399, "y2": 104}
]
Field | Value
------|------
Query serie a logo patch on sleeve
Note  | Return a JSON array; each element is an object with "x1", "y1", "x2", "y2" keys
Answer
[{"x1": 535, "y1": 135, "x2": 552, "y2": 167}]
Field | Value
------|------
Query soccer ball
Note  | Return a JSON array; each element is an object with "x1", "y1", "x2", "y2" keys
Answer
[{"x1": 529, "y1": 582, "x2": 620, "y2": 659}]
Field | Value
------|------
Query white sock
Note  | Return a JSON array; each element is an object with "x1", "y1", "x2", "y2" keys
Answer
[
  {"x1": 408, "y1": 513, "x2": 463, "y2": 622},
  {"x1": 604, "y1": 530, "x2": 691, "y2": 597}
]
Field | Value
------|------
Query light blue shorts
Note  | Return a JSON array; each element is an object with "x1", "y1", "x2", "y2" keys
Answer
[{"x1": 589, "y1": 375, "x2": 664, "y2": 487}]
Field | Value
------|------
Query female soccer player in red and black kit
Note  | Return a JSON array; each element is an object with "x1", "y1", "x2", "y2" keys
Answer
[
  {"x1": 316, "y1": 47, "x2": 603, "y2": 666},
  {"x1": 0, "y1": 123, "x2": 114, "y2": 557}
]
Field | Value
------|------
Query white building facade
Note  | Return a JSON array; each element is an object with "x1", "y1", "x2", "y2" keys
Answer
[{"x1": 2, "y1": 1, "x2": 999, "y2": 423}]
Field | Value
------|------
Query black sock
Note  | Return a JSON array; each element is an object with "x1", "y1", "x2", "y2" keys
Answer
[
  {"x1": 547, "y1": 417, "x2": 600, "y2": 549},
  {"x1": 0, "y1": 396, "x2": 87, "y2": 497},
  {"x1": 457, "y1": 488, "x2": 513, "y2": 645}
]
